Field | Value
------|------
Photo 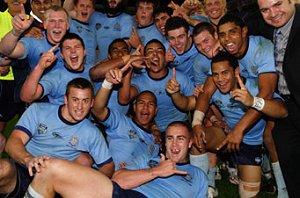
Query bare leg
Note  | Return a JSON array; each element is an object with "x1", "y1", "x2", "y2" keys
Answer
[
  {"x1": 238, "y1": 165, "x2": 261, "y2": 198},
  {"x1": 30, "y1": 158, "x2": 113, "y2": 198}
]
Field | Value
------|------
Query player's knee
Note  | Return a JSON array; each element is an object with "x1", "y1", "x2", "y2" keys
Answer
[
  {"x1": 239, "y1": 180, "x2": 260, "y2": 198},
  {"x1": 0, "y1": 159, "x2": 16, "y2": 186}
]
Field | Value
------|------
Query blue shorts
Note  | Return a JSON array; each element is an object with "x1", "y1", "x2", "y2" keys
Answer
[
  {"x1": 230, "y1": 142, "x2": 263, "y2": 166},
  {"x1": 112, "y1": 181, "x2": 146, "y2": 198},
  {"x1": 0, "y1": 161, "x2": 32, "y2": 198}
]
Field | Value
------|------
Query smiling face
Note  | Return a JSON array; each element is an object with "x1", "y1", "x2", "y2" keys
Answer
[
  {"x1": 136, "y1": 2, "x2": 154, "y2": 27},
  {"x1": 165, "y1": 124, "x2": 192, "y2": 163},
  {"x1": 133, "y1": 92, "x2": 158, "y2": 129},
  {"x1": 167, "y1": 27, "x2": 191, "y2": 55},
  {"x1": 63, "y1": 87, "x2": 94, "y2": 123},
  {"x1": 258, "y1": 0, "x2": 295, "y2": 28},
  {"x1": 194, "y1": 30, "x2": 218, "y2": 58},
  {"x1": 61, "y1": 38, "x2": 86, "y2": 71},
  {"x1": 212, "y1": 60, "x2": 237, "y2": 93},
  {"x1": 154, "y1": 12, "x2": 170, "y2": 36},
  {"x1": 144, "y1": 41, "x2": 167, "y2": 78},
  {"x1": 204, "y1": 0, "x2": 226, "y2": 21},
  {"x1": 31, "y1": 0, "x2": 52, "y2": 21},
  {"x1": 74, "y1": 0, "x2": 94, "y2": 23},
  {"x1": 44, "y1": 9, "x2": 69, "y2": 45},
  {"x1": 218, "y1": 22, "x2": 247, "y2": 57}
]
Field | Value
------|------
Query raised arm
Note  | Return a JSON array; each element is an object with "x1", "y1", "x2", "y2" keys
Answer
[
  {"x1": 217, "y1": 72, "x2": 278, "y2": 152},
  {"x1": 20, "y1": 45, "x2": 58, "y2": 102},
  {"x1": 0, "y1": 4, "x2": 33, "y2": 58},
  {"x1": 192, "y1": 76, "x2": 217, "y2": 149},
  {"x1": 92, "y1": 64, "x2": 131, "y2": 121},
  {"x1": 63, "y1": 0, "x2": 77, "y2": 18},
  {"x1": 231, "y1": 74, "x2": 287, "y2": 119},
  {"x1": 166, "y1": 67, "x2": 196, "y2": 111}
]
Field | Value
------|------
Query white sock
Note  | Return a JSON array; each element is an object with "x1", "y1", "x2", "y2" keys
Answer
[
  {"x1": 24, "y1": 185, "x2": 45, "y2": 198},
  {"x1": 272, "y1": 161, "x2": 289, "y2": 198},
  {"x1": 208, "y1": 167, "x2": 217, "y2": 188},
  {"x1": 189, "y1": 153, "x2": 209, "y2": 174}
]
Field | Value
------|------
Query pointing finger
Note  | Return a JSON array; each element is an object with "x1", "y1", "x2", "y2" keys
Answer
[
  {"x1": 172, "y1": 67, "x2": 176, "y2": 80},
  {"x1": 49, "y1": 44, "x2": 59, "y2": 53},
  {"x1": 236, "y1": 75, "x2": 246, "y2": 90}
]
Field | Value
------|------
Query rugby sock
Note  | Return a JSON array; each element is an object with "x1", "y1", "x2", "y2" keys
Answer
[
  {"x1": 24, "y1": 185, "x2": 45, "y2": 198},
  {"x1": 272, "y1": 162, "x2": 288, "y2": 198},
  {"x1": 190, "y1": 153, "x2": 209, "y2": 174},
  {"x1": 208, "y1": 167, "x2": 217, "y2": 188}
]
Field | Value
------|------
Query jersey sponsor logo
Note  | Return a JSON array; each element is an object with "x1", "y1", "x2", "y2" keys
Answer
[
  {"x1": 113, "y1": 22, "x2": 121, "y2": 31},
  {"x1": 128, "y1": 130, "x2": 138, "y2": 139},
  {"x1": 77, "y1": 25, "x2": 83, "y2": 33},
  {"x1": 95, "y1": 23, "x2": 102, "y2": 30},
  {"x1": 38, "y1": 123, "x2": 48, "y2": 134},
  {"x1": 181, "y1": 173, "x2": 193, "y2": 186}
]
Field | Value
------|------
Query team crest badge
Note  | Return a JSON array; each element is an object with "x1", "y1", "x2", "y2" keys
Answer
[{"x1": 37, "y1": 123, "x2": 47, "y2": 134}]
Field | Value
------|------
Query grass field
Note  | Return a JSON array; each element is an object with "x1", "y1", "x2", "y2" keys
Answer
[{"x1": 3, "y1": 116, "x2": 277, "y2": 197}]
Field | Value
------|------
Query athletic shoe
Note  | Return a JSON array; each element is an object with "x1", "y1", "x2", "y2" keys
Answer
[
  {"x1": 261, "y1": 178, "x2": 276, "y2": 194},
  {"x1": 215, "y1": 166, "x2": 222, "y2": 180},
  {"x1": 208, "y1": 186, "x2": 219, "y2": 198},
  {"x1": 228, "y1": 167, "x2": 239, "y2": 185}
]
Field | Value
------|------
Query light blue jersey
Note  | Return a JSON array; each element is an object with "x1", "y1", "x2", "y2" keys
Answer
[
  {"x1": 125, "y1": 155, "x2": 208, "y2": 198},
  {"x1": 208, "y1": 36, "x2": 277, "y2": 80},
  {"x1": 192, "y1": 53, "x2": 211, "y2": 86},
  {"x1": 170, "y1": 44, "x2": 199, "y2": 83},
  {"x1": 211, "y1": 78, "x2": 265, "y2": 145},
  {"x1": 19, "y1": 33, "x2": 62, "y2": 71},
  {"x1": 89, "y1": 11, "x2": 135, "y2": 62},
  {"x1": 132, "y1": 68, "x2": 194, "y2": 132},
  {"x1": 39, "y1": 62, "x2": 91, "y2": 105},
  {"x1": 101, "y1": 109, "x2": 159, "y2": 169},
  {"x1": 238, "y1": 36, "x2": 276, "y2": 78},
  {"x1": 137, "y1": 24, "x2": 165, "y2": 46},
  {"x1": 15, "y1": 103, "x2": 112, "y2": 168},
  {"x1": 69, "y1": 18, "x2": 98, "y2": 67}
]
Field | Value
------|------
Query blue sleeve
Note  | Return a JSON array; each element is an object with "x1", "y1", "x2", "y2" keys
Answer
[
  {"x1": 14, "y1": 103, "x2": 39, "y2": 137},
  {"x1": 254, "y1": 37, "x2": 276, "y2": 74}
]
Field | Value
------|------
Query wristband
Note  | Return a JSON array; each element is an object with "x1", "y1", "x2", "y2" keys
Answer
[
  {"x1": 251, "y1": 96, "x2": 265, "y2": 111},
  {"x1": 192, "y1": 110, "x2": 205, "y2": 127},
  {"x1": 11, "y1": 28, "x2": 23, "y2": 37},
  {"x1": 102, "y1": 79, "x2": 113, "y2": 90}
]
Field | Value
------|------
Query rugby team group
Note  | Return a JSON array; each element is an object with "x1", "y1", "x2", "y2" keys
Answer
[{"x1": 0, "y1": 0, "x2": 299, "y2": 197}]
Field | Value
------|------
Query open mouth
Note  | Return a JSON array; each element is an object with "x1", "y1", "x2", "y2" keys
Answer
[
  {"x1": 225, "y1": 43, "x2": 236, "y2": 53},
  {"x1": 70, "y1": 55, "x2": 79, "y2": 64},
  {"x1": 81, "y1": 12, "x2": 88, "y2": 18},
  {"x1": 150, "y1": 57, "x2": 159, "y2": 66}
]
